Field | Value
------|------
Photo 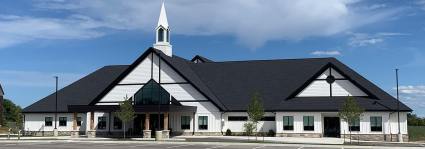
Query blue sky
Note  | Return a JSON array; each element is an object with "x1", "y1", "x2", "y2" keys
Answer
[{"x1": 0, "y1": 0, "x2": 425, "y2": 116}]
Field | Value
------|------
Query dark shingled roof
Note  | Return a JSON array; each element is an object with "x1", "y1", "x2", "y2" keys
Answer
[
  {"x1": 23, "y1": 65, "x2": 128, "y2": 113},
  {"x1": 23, "y1": 47, "x2": 411, "y2": 113},
  {"x1": 0, "y1": 83, "x2": 4, "y2": 95}
]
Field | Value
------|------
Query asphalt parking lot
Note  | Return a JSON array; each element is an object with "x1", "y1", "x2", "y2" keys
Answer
[
  {"x1": 0, "y1": 142, "x2": 327, "y2": 149},
  {"x1": 0, "y1": 141, "x2": 423, "y2": 149}
]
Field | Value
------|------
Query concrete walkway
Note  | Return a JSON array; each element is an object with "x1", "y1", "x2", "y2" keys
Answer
[{"x1": 177, "y1": 136, "x2": 345, "y2": 145}]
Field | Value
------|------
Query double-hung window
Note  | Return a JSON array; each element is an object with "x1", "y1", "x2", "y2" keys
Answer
[
  {"x1": 198, "y1": 116, "x2": 208, "y2": 130},
  {"x1": 349, "y1": 119, "x2": 360, "y2": 131},
  {"x1": 370, "y1": 116, "x2": 382, "y2": 132},
  {"x1": 98, "y1": 117, "x2": 107, "y2": 130},
  {"x1": 283, "y1": 116, "x2": 294, "y2": 130},
  {"x1": 181, "y1": 116, "x2": 191, "y2": 130},
  {"x1": 45, "y1": 117, "x2": 53, "y2": 127},
  {"x1": 303, "y1": 116, "x2": 314, "y2": 131},
  {"x1": 59, "y1": 117, "x2": 67, "y2": 127}
]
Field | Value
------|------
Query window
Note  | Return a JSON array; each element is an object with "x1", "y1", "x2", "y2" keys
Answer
[
  {"x1": 349, "y1": 119, "x2": 360, "y2": 131},
  {"x1": 261, "y1": 117, "x2": 276, "y2": 121},
  {"x1": 370, "y1": 116, "x2": 382, "y2": 132},
  {"x1": 45, "y1": 117, "x2": 53, "y2": 127},
  {"x1": 228, "y1": 116, "x2": 248, "y2": 121},
  {"x1": 181, "y1": 116, "x2": 191, "y2": 130},
  {"x1": 303, "y1": 116, "x2": 314, "y2": 131},
  {"x1": 283, "y1": 116, "x2": 294, "y2": 130},
  {"x1": 158, "y1": 28, "x2": 164, "y2": 42},
  {"x1": 113, "y1": 117, "x2": 122, "y2": 129},
  {"x1": 98, "y1": 117, "x2": 107, "y2": 130},
  {"x1": 198, "y1": 116, "x2": 208, "y2": 130},
  {"x1": 134, "y1": 80, "x2": 171, "y2": 105},
  {"x1": 59, "y1": 117, "x2": 67, "y2": 127},
  {"x1": 77, "y1": 117, "x2": 82, "y2": 126}
]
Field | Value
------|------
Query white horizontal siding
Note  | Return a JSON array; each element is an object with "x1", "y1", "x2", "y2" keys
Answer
[
  {"x1": 24, "y1": 113, "x2": 86, "y2": 132},
  {"x1": 162, "y1": 84, "x2": 206, "y2": 101},
  {"x1": 97, "y1": 85, "x2": 143, "y2": 103},
  {"x1": 298, "y1": 80, "x2": 330, "y2": 97},
  {"x1": 119, "y1": 54, "x2": 152, "y2": 84},
  {"x1": 332, "y1": 80, "x2": 366, "y2": 96}
]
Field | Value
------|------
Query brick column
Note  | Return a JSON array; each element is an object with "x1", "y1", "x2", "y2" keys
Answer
[
  {"x1": 164, "y1": 112, "x2": 169, "y2": 130},
  {"x1": 145, "y1": 113, "x2": 150, "y2": 130},
  {"x1": 88, "y1": 111, "x2": 95, "y2": 138},
  {"x1": 143, "y1": 113, "x2": 151, "y2": 138},
  {"x1": 90, "y1": 111, "x2": 94, "y2": 130},
  {"x1": 163, "y1": 112, "x2": 170, "y2": 139},
  {"x1": 71, "y1": 112, "x2": 79, "y2": 137}
]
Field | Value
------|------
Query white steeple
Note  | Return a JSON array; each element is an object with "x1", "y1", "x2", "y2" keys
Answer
[{"x1": 154, "y1": 1, "x2": 172, "y2": 56}]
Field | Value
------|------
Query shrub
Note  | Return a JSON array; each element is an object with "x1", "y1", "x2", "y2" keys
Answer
[
  {"x1": 243, "y1": 122, "x2": 255, "y2": 136},
  {"x1": 267, "y1": 129, "x2": 275, "y2": 137},
  {"x1": 225, "y1": 129, "x2": 232, "y2": 136}
]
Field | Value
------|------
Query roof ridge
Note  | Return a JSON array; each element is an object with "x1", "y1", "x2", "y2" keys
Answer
[{"x1": 196, "y1": 57, "x2": 336, "y2": 64}]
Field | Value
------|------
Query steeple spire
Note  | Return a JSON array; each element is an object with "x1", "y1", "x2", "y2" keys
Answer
[
  {"x1": 154, "y1": 1, "x2": 172, "y2": 56},
  {"x1": 157, "y1": 2, "x2": 169, "y2": 29}
]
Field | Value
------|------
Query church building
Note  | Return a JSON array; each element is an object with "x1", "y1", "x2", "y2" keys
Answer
[{"x1": 22, "y1": 2, "x2": 411, "y2": 141}]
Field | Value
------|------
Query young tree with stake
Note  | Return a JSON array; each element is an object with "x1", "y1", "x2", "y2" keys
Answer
[{"x1": 114, "y1": 96, "x2": 135, "y2": 139}]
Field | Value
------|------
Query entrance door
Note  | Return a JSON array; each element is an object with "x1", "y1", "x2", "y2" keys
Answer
[
  {"x1": 150, "y1": 114, "x2": 164, "y2": 137},
  {"x1": 133, "y1": 114, "x2": 145, "y2": 136},
  {"x1": 323, "y1": 117, "x2": 340, "y2": 138}
]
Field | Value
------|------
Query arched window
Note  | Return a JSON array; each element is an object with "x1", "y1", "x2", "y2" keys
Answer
[
  {"x1": 158, "y1": 28, "x2": 164, "y2": 42},
  {"x1": 134, "y1": 79, "x2": 170, "y2": 105}
]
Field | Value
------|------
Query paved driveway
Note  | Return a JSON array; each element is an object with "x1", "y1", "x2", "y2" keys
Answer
[{"x1": 0, "y1": 141, "x2": 423, "y2": 149}]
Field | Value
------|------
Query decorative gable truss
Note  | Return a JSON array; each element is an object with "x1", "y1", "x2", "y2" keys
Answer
[
  {"x1": 95, "y1": 51, "x2": 220, "y2": 112},
  {"x1": 297, "y1": 67, "x2": 367, "y2": 97}
]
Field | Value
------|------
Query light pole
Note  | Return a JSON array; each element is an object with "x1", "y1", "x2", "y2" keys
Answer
[
  {"x1": 53, "y1": 76, "x2": 59, "y2": 136},
  {"x1": 395, "y1": 69, "x2": 402, "y2": 142}
]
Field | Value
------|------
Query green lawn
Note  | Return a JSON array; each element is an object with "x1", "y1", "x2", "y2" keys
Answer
[{"x1": 408, "y1": 126, "x2": 425, "y2": 141}]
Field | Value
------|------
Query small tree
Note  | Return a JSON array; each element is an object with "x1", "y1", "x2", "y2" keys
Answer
[
  {"x1": 247, "y1": 92, "x2": 264, "y2": 141},
  {"x1": 114, "y1": 96, "x2": 135, "y2": 139},
  {"x1": 338, "y1": 96, "x2": 364, "y2": 143},
  {"x1": 243, "y1": 122, "x2": 255, "y2": 140}
]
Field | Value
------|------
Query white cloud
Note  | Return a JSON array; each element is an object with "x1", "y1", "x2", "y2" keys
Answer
[
  {"x1": 348, "y1": 32, "x2": 408, "y2": 47},
  {"x1": 395, "y1": 85, "x2": 425, "y2": 111},
  {"x1": 0, "y1": 14, "x2": 104, "y2": 48},
  {"x1": 0, "y1": 70, "x2": 82, "y2": 88},
  {"x1": 0, "y1": 0, "x2": 404, "y2": 48},
  {"x1": 310, "y1": 50, "x2": 341, "y2": 56}
]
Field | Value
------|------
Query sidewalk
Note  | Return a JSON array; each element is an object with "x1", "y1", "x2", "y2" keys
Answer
[{"x1": 176, "y1": 136, "x2": 344, "y2": 145}]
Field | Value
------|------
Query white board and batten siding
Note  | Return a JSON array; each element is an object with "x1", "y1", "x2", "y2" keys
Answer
[
  {"x1": 24, "y1": 113, "x2": 86, "y2": 132},
  {"x1": 297, "y1": 68, "x2": 367, "y2": 97},
  {"x1": 275, "y1": 112, "x2": 322, "y2": 134},
  {"x1": 340, "y1": 112, "x2": 408, "y2": 135}
]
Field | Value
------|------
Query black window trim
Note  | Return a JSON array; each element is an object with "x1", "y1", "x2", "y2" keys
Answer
[
  {"x1": 59, "y1": 117, "x2": 67, "y2": 127},
  {"x1": 283, "y1": 116, "x2": 294, "y2": 131},
  {"x1": 198, "y1": 116, "x2": 208, "y2": 130},
  {"x1": 228, "y1": 116, "x2": 248, "y2": 121},
  {"x1": 303, "y1": 116, "x2": 314, "y2": 131},
  {"x1": 181, "y1": 116, "x2": 191, "y2": 130},
  {"x1": 45, "y1": 117, "x2": 53, "y2": 127}
]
